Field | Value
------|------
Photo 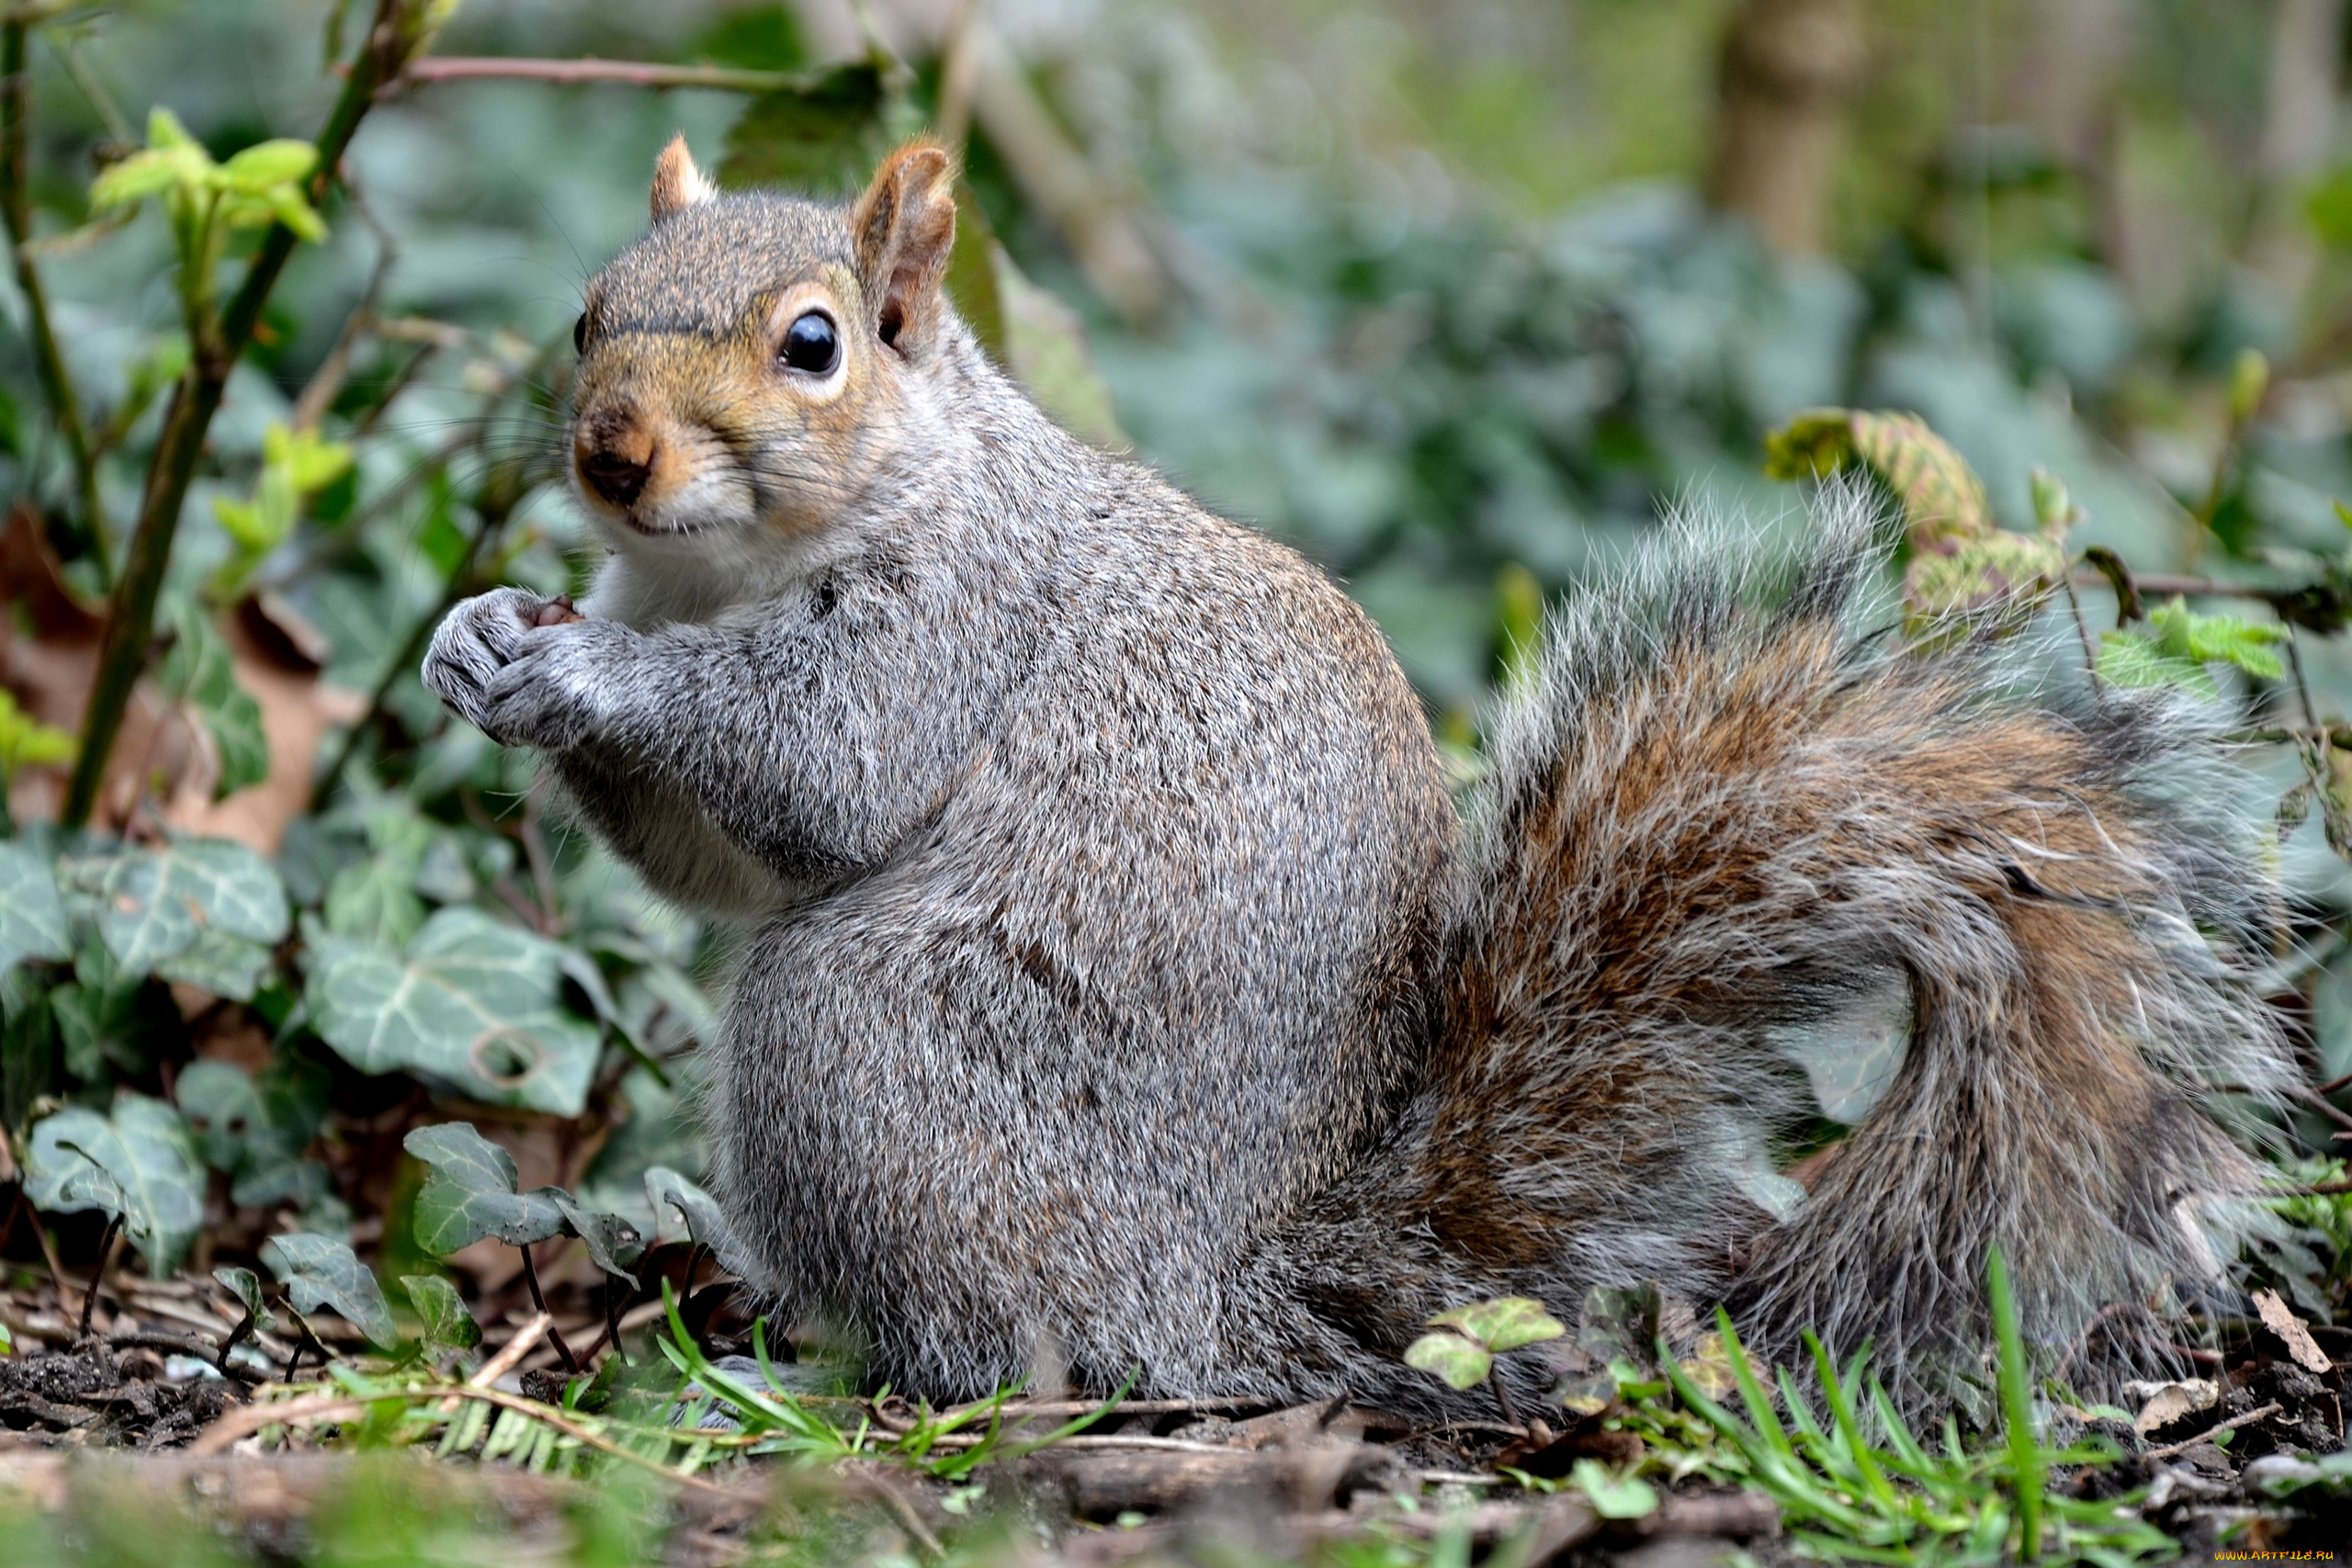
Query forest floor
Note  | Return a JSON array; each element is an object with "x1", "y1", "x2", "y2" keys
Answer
[{"x1": 3, "y1": 1273, "x2": 2349, "y2": 1564}]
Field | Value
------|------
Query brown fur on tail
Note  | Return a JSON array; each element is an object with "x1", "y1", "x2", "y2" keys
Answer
[{"x1": 1252, "y1": 488, "x2": 2292, "y2": 1413}]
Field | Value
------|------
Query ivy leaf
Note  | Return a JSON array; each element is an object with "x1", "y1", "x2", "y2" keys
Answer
[
  {"x1": 86, "y1": 837, "x2": 288, "y2": 976},
  {"x1": 1404, "y1": 1330, "x2": 1493, "y2": 1390},
  {"x1": 158, "y1": 607, "x2": 270, "y2": 799},
  {"x1": 175, "y1": 1060, "x2": 267, "y2": 1174},
  {"x1": 1427, "y1": 1295, "x2": 1567, "y2": 1354},
  {"x1": 24, "y1": 1095, "x2": 206, "y2": 1275},
  {"x1": 261, "y1": 1232, "x2": 397, "y2": 1348},
  {"x1": 305, "y1": 908, "x2": 600, "y2": 1115},
  {"x1": 212, "y1": 1264, "x2": 275, "y2": 1333},
  {"x1": 154, "y1": 929, "x2": 275, "y2": 1003},
  {"x1": 401, "y1": 1274, "x2": 481, "y2": 1352},
  {"x1": 0, "y1": 843, "x2": 73, "y2": 972},
  {"x1": 403, "y1": 1121, "x2": 566, "y2": 1255},
  {"x1": 550, "y1": 1193, "x2": 644, "y2": 1288}
]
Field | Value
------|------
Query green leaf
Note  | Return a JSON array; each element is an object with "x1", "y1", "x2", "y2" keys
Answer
[
  {"x1": 154, "y1": 929, "x2": 275, "y2": 1002},
  {"x1": 212, "y1": 1264, "x2": 274, "y2": 1330},
  {"x1": 1902, "y1": 529, "x2": 2067, "y2": 646},
  {"x1": 1569, "y1": 1459, "x2": 1658, "y2": 1520},
  {"x1": 143, "y1": 106, "x2": 199, "y2": 152},
  {"x1": 175, "y1": 1059, "x2": 266, "y2": 1173},
  {"x1": 1404, "y1": 1329, "x2": 1492, "y2": 1389},
  {"x1": 322, "y1": 858, "x2": 427, "y2": 949},
  {"x1": 215, "y1": 139, "x2": 316, "y2": 193},
  {"x1": 716, "y1": 62, "x2": 907, "y2": 198},
  {"x1": 0, "y1": 843, "x2": 73, "y2": 972},
  {"x1": 305, "y1": 908, "x2": 600, "y2": 1114},
  {"x1": 158, "y1": 608, "x2": 271, "y2": 799},
  {"x1": 261, "y1": 1231, "x2": 397, "y2": 1348},
  {"x1": 401, "y1": 1274, "x2": 481, "y2": 1351},
  {"x1": 2098, "y1": 598, "x2": 2287, "y2": 695},
  {"x1": 2097, "y1": 628, "x2": 2215, "y2": 698},
  {"x1": 643, "y1": 1165, "x2": 730, "y2": 1250},
  {"x1": 261, "y1": 184, "x2": 328, "y2": 243},
  {"x1": 996, "y1": 250, "x2": 1128, "y2": 450},
  {"x1": 1427, "y1": 1295, "x2": 1566, "y2": 1353},
  {"x1": 0, "y1": 690, "x2": 73, "y2": 782},
  {"x1": 89, "y1": 836, "x2": 288, "y2": 975},
  {"x1": 89, "y1": 146, "x2": 207, "y2": 209},
  {"x1": 402, "y1": 1121, "x2": 566, "y2": 1255},
  {"x1": 25, "y1": 1094, "x2": 206, "y2": 1275},
  {"x1": 550, "y1": 1192, "x2": 644, "y2": 1287},
  {"x1": 48, "y1": 942, "x2": 169, "y2": 1083},
  {"x1": 1763, "y1": 408, "x2": 1992, "y2": 547}
]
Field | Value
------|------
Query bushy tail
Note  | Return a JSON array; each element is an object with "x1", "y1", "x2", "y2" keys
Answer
[{"x1": 1316, "y1": 488, "x2": 2295, "y2": 1406}]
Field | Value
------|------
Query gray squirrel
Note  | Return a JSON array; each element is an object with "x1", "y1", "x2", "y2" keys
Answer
[{"x1": 423, "y1": 136, "x2": 2293, "y2": 1414}]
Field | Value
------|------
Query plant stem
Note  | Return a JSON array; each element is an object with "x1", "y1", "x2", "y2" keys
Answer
[
  {"x1": 1, "y1": 16, "x2": 107, "y2": 580},
  {"x1": 397, "y1": 55, "x2": 808, "y2": 94},
  {"x1": 76, "y1": 1209, "x2": 121, "y2": 1338},
  {"x1": 62, "y1": 0, "x2": 406, "y2": 828},
  {"x1": 516, "y1": 1243, "x2": 581, "y2": 1374}
]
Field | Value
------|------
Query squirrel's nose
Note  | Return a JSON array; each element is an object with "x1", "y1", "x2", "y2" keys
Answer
[{"x1": 576, "y1": 423, "x2": 654, "y2": 509}]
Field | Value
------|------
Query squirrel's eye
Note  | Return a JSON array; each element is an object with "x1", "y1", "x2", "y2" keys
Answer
[
  {"x1": 572, "y1": 312, "x2": 587, "y2": 354},
  {"x1": 780, "y1": 310, "x2": 840, "y2": 376}
]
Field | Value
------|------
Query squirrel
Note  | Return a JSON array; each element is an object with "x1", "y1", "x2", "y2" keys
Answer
[{"x1": 423, "y1": 135, "x2": 2295, "y2": 1415}]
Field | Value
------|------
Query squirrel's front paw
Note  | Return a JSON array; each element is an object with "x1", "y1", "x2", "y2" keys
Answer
[
  {"x1": 422, "y1": 588, "x2": 549, "y2": 732},
  {"x1": 478, "y1": 619, "x2": 631, "y2": 751}
]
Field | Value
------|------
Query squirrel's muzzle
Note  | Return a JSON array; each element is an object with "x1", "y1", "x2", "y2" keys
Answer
[{"x1": 576, "y1": 418, "x2": 654, "y2": 509}]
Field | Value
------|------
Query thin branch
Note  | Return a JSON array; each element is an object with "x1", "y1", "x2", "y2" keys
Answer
[
  {"x1": 394, "y1": 55, "x2": 808, "y2": 95},
  {"x1": 2143, "y1": 1401, "x2": 2284, "y2": 1461},
  {"x1": 62, "y1": 0, "x2": 411, "y2": 827},
  {"x1": 2, "y1": 16, "x2": 108, "y2": 579}
]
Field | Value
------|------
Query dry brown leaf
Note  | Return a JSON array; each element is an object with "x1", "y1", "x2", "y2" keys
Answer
[
  {"x1": 2252, "y1": 1287, "x2": 2334, "y2": 1374},
  {"x1": 161, "y1": 607, "x2": 364, "y2": 854},
  {"x1": 2127, "y1": 1377, "x2": 2219, "y2": 1435}
]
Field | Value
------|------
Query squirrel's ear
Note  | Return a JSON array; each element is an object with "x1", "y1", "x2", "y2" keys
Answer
[
  {"x1": 651, "y1": 134, "x2": 718, "y2": 222},
  {"x1": 850, "y1": 139, "x2": 957, "y2": 354}
]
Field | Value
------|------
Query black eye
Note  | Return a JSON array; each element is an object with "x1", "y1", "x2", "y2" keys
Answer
[
  {"x1": 572, "y1": 312, "x2": 587, "y2": 353},
  {"x1": 780, "y1": 310, "x2": 840, "y2": 375}
]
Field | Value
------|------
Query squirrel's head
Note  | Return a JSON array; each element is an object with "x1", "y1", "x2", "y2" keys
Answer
[{"x1": 566, "y1": 136, "x2": 961, "y2": 555}]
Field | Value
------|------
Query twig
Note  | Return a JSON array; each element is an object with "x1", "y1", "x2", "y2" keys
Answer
[
  {"x1": 2061, "y1": 575, "x2": 2102, "y2": 694},
  {"x1": 62, "y1": 0, "x2": 410, "y2": 827},
  {"x1": 12, "y1": 1187, "x2": 69, "y2": 1306},
  {"x1": 844, "y1": 1471, "x2": 944, "y2": 1558},
  {"x1": 2076, "y1": 548, "x2": 2142, "y2": 625},
  {"x1": 2294, "y1": 1083, "x2": 2352, "y2": 1136},
  {"x1": 2143, "y1": 1401, "x2": 2284, "y2": 1461},
  {"x1": 75, "y1": 1210, "x2": 122, "y2": 1339},
  {"x1": 288, "y1": 174, "x2": 397, "y2": 434},
  {"x1": 1, "y1": 15, "x2": 107, "y2": 578},
  {"x1": 394, "y1": 55, "x2": 811, "y2": 94},
  {"x1": 2287, "y1": 630, "x2": 2323, "y2": 729},
  {"x1": 2315, "y1": 1067, "x2": 2352, "y2": 1097},
  {"x1": 516, "y1": 1244, "x2": 581, "y2": 1375},
  {"x1": 471, "y1": 1310, "x2": 552, "y2": 1389}
]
